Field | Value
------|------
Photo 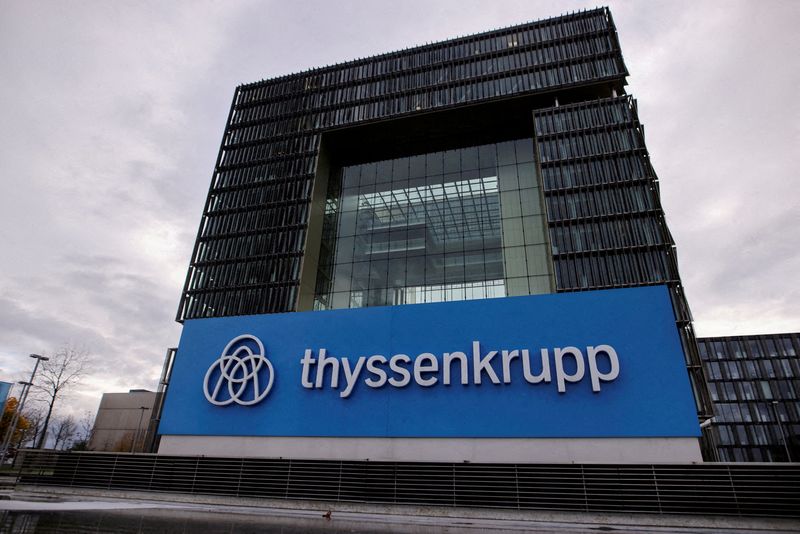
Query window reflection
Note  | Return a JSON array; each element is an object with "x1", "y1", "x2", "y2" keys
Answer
[{"x1": 315, "y1": 140, "x2": 547, "y2": 310}]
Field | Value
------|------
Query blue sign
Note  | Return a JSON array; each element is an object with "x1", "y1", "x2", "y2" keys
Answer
[
  {"x1": 159, "y1": 285, "x2": 700, "y2": 438},
  {"x1": 0, "y1": 381, "x2": 11, "y2": 415}
]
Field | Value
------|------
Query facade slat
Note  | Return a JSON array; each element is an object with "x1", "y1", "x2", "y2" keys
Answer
[{"x1": 177, "y1": 8, "x2": 626, "y2": 322}]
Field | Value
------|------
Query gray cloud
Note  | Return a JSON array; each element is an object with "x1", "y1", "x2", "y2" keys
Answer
[{"x1": 1, "y1": 0, "x2": 797, "y2": 416}]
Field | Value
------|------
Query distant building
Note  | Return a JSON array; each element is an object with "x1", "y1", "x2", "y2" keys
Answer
[
  {"x1": 699, "y1": 333, "x2": 799, "y2": 462},
  {"x1": 89, "y1": 389, "x2": 159, "y2": 452}
]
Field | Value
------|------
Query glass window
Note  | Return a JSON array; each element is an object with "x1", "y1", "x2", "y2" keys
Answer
[
  {"x1": 461, "y1": 147, "x2": 479, "y2": 171},
  {"x1": 778, "y1": 359, "x2": 794, "y2": 378},
  {"x1": 762, "y1": 360, "x2": 776, "y2": 378},
  {"x1": 777, "y1": 380, "x2": 795, "y2": 400},
  {"x1": 514, "y1": 139, "x2": 535, "y2": 163},
  {"x1": 498, "y1": 165, "x2": 519, "y2": 191},
  {"x1": 516, "y1": 162, "x2": 537, "y2": 189},
  {"x1": 707, "y1": 362, "x2": 722, "y2": 380},
  {"x1": 496, "y1": 141, "x2": 516, "y2": 166},
  {"x1": 519, "y1": 188, "x2": 543, "y2": 217},
  {"x1": 765, "y1": 338, "x2": 780, "y2": 358},
  {"x1": 314, "y1": 138, "x2": 548, "y2": 310},
  {"x1": 443, "y1": 149, "x2": 460, "y2": 173},
  {"x1": 426, "y1": 151, "x2": 444, "y2": 175},
  {"x1": 748, "y1": 340, "x2": 763, "y2": 358},
  {"x1": 502, "y1": 218, "x2": 525, "y2": 247},
  {"x1": 504, "y1": 246, "x2": 527, "y2": 278},
  {"x1": 359, "y1": 162, "x2": 377, "y2": 186},
  {"x1": 717, "y1": 426, "x2": 733, "y2": 445},
  {"x1": 726, "y1": 361, "x2": 741, "y2": 379},
  {"x1": 410, "y1": 155, "x2": 426, "y2": 178},
  {"x1": 478, "y1": 144, "x2": 496, "y2": 169}
]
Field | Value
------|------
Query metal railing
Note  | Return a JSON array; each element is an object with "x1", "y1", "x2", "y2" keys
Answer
[{"x1": 15, "y1": 450, "x2": 800, "y2": 518}]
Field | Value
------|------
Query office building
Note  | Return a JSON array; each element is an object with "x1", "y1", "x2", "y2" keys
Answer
[
  {"x1": 160, "y1": 7, "x2": 712, "y2": 463},
  {"x1": 699, "y1": 333, "x2": 799, "y2": 462},
  {"x1": 89, "y1": 390, "x2": 159, "y2": 453}
]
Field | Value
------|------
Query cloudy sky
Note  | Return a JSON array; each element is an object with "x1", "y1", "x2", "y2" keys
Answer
[{"x1": 1, "y1": 0, "x2": 798, "y2": 416}]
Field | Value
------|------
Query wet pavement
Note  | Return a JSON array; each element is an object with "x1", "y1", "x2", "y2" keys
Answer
[
  {"x1": 2, "y1": 495, "x2": 799, "y2": 534},
  {"x1": 0, "y1": 500, "x2": 592, "y2": 534},
  {"x1": 0, "y1": 506, "x2": 590, "y2": 534},
  {"x1": 2, "y1": 507, "x2": 387, "y2": 534}
]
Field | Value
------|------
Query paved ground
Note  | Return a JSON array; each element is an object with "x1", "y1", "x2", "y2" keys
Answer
[{"x1": 1, "y1": 491, "x2": 799, "y2": 533}]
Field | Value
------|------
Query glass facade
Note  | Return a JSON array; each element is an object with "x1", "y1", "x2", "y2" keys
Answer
[
  {"x1": 699, "y1": 333, "x2": 800, "y2": 462},
  {"x1": 177, "y1": 7, "x2": 716, "y2": 447},
  {"x1": 177, "y1": 8, "x2": 625, "y2": 321},
  {"x1": 313, "y1": 139, "x2": 552, "y2": 310},
  {"x1": 535, "y1": 98, "x2": 679, "y2": 290}
]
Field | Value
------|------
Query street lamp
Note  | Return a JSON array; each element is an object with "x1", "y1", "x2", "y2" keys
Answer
[
  {"x1": 0, "y1": 354, "x2": 49, "y2": 465},
  {"x1": 131, "y1": 406, "x2": 150, "y2": 454},
  {"x1": 771, "y1": 401, "x2": 793, "y2": 462},
  {"x1": 699, "y1": 417, "x2": 718, "y2": 462}
]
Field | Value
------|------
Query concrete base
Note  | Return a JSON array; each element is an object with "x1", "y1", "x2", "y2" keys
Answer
[{"x1": 158, "y1": 435, "x2": 703, "y2": 463}]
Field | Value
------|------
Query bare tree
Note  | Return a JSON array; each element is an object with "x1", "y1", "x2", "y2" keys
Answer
[
  {"x1": 16, "y1": 407, "x2": 44, "y2": 449},
  {"x1": 33, "y1": 346, "x2": 90, "y2": 449},
  {"x1": 69, "y1": 410, "x2": 95, "y2": 451},
  {"x1": 51, "y1": 416, "x2": 77, "y2": 450}
]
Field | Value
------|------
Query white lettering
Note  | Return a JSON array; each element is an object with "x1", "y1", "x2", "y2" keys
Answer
[
  {"x1": 365, "y1": 355, "x2": 388, "y2": 388},
  {"x1": 388, "y1": 354, "x2": 411, "y2": 387},
  {"x1": 443, "y1": 352, "x2": 468, "y2": 385},
  {"x1": 554, "y1": 346, "x2": 585, "y2": 393},
  {"x1": 414, "y1": 353, "x2": 439, "y2": 387},
  {"x1": 521, "y1": 349, "x2": 551, "y2": 384},
  {"x1": 472, "y1": 341, "x2": 500, "y2": 385},
  {"x1": 340, "y1": 357, "x2": 365, "y2": 398},
  {"x1": 587, "y1": 345, "x2": 620, "y2": 392},
  {"x1": 501, "y1": 350, "x2": 519, "y2": 384},
  {"x1": 300, "y1": 349, "x2": 315, "y2": 388},
  {"x1": 315, "y1": 348, "x2": 339, "y2": 389},
  {"x1": 297, "y1": 343, "x2": 619, "y2": 396}
]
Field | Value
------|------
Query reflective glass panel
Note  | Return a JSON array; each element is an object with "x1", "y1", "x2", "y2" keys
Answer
[{"x1": 314, "y1": 139, "x2": 551, "y2": 309}]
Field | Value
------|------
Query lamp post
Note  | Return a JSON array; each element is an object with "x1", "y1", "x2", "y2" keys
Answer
[
  {"x1": 0, "y1": 354, "x2": 49, "y2": 465},
  {"x1": 699, "y1": 417, "x2": 718, "y2": 462},
  {"x1": 771, "y1": 401, "x2": 793, "y2": 462},
  {"x1": 131, "y1": 406, "x2": 150, "y2": 453}
]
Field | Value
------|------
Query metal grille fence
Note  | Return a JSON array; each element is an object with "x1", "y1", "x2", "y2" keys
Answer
[{"x1": 15, "y1": 451, "x2": 800, "y2": 518}]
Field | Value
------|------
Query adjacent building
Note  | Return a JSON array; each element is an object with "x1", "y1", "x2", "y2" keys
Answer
[
  {"x1": 699, "y1": 333, "x2": 799, "y2": 462},
  {"x1": 89, "y1": 390, "x2": 159, "y2": 453},
  {"x1": 160, "y1": 7, "x2": 714, "y2": 463}
]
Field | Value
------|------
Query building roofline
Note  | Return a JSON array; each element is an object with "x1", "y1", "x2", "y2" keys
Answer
[
  {"x1": 697, "y1": 332, "x2": 799, "y2": 340},
  {"x1": 238, "y1": 7, "x2": 612, "y2": 90}
]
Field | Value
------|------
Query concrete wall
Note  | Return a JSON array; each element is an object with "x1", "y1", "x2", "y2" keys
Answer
[
  {"x1": 158, "y1": 436, "x2": 703, "y2": 463},
  {"x1": 89, "y1": 390, "x2": 157, "y2": 452}
]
